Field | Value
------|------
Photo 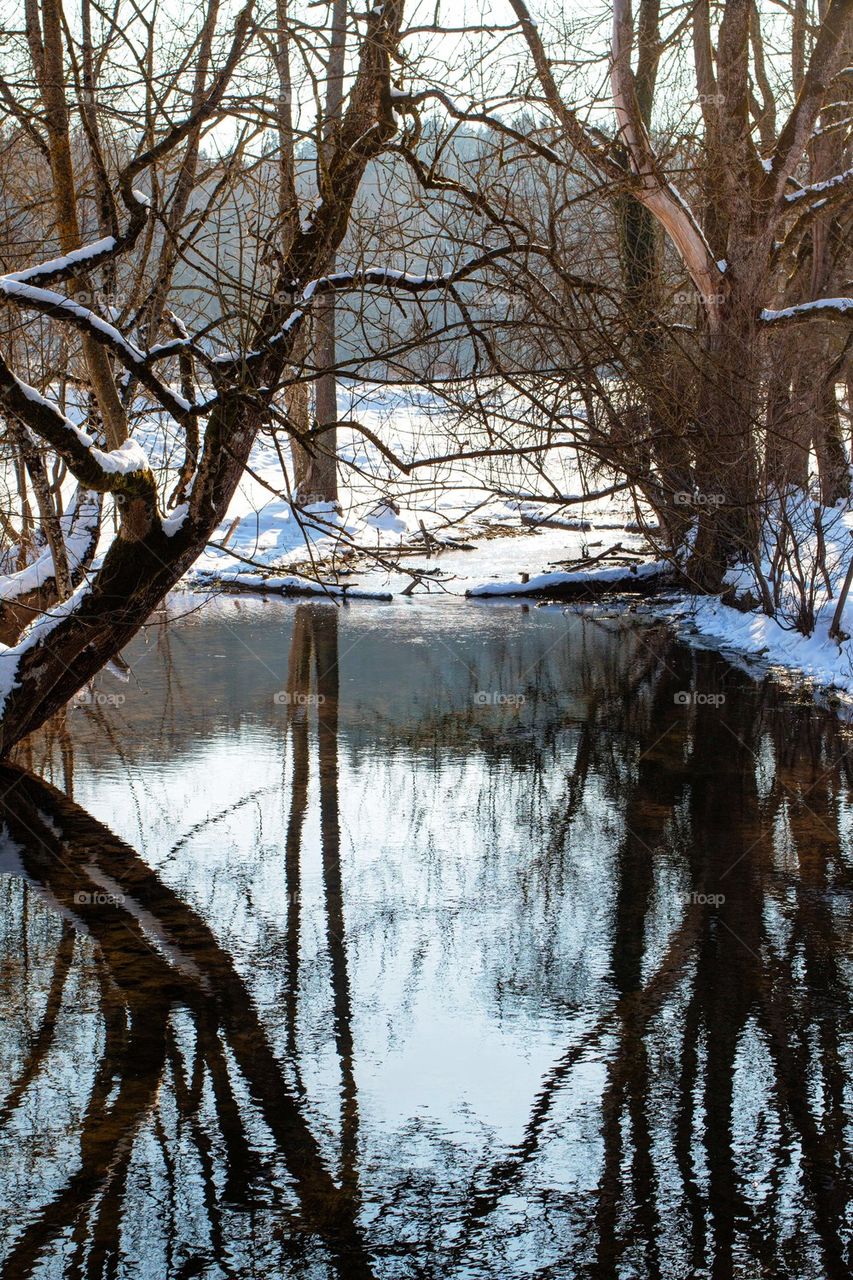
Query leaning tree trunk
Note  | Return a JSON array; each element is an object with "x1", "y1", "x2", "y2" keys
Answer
[{"x1": 0, "y1": 0, "x2": 404, "y2": 755}]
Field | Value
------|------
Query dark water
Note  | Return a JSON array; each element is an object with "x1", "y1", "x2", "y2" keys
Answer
[{"x1": 0, "y1": 596, "x2": 851, "y2": 1279}]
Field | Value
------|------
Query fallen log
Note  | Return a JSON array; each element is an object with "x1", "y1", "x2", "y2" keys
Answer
[
  {"x1": 195, "y1": 571, "x2": 392, "y2": 602},
  {"x1": 466, "y1": 561, "x2": 675, "y2": 600},
  {"x1": 520, "y1": 514, "x2": 592, "y2": 531}
]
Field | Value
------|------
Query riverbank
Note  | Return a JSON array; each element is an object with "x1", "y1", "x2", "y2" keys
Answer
[
  {"x1": 195, "y1": 489, "x2": 853, "y2": 710},
  {"x1": 161, "y1": 382, "x2": 853, "y2": 707}
]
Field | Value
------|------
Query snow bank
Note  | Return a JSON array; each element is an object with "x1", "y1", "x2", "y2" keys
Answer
[{"x1": 664, "y1": 596, "x2": 853, "y2": 697}]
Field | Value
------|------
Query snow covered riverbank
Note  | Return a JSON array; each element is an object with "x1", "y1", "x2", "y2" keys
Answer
[
  {"x1": 12, "y1": 380, "x2": 851, "y2": 709},
  {"x1": 176, "y1": 384, "x2": 853, "y2": 705},
  {"x1": 195, "y1": 493, "x2": 853, "y2": 709},
  {"x1": 466, "y1": 557, "x2": 853, "y2": 708}
]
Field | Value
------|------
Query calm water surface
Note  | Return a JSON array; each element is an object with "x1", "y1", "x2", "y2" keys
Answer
[{"x1": 0, "y1": 596, "x2": 851, "y2": 1278}]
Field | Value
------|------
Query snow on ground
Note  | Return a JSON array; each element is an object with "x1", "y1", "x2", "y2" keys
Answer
[
  {"x1": 464, "y1": 556, "x2": 853, "y2": 708},
  {"x1": 190, "y1": 382, "x2": 651, "y2": 598},
  {"x1": 652, "y1": 595, "x2": 853, "y2": 703},
  {"x1": 467, "y1": 560, "x2": 670, "y2": 596},
  {"x1": 468, "y1": 496, "x2": 853, "y2": 704}
]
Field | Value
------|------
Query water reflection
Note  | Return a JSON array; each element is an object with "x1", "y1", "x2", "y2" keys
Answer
[{"x1": 0, "y1": 599, "x2": 851, "y2": 1278}]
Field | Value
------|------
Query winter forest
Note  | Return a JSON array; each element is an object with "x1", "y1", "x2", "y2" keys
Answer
[{"x1": 0, "y1": 1, "x2": 852, "y2": 1277}]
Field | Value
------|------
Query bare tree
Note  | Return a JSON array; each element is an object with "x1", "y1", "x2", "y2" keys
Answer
[
  {"x1": 374, "y1": 1, "x2": 852, "y2": 590},
  {"x1": 511, "y1": 0, "x2": 853, "y2": 586},
  {"x1": 0, "y1": 0, "x2": 416, "y2": 751}
]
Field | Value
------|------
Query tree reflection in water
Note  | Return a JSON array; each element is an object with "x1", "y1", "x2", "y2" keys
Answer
[{"x1": 0, "y1": 601, "x2": 850, "y2": 1278}]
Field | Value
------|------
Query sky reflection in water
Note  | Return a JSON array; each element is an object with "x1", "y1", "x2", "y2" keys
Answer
[{"x1": 0, "y1": 596, "x2": 851, "y2": 1279}]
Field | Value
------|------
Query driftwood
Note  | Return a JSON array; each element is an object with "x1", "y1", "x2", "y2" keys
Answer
[
  {"x1": 467, "y1": 564, "x2": 675, "y2": 601},
  {"x1": 519, "y1": 514, "x2": 591, "y2": 531},
  {"x1": 198, "y1": 575, "x2": 392, "y2": 602},
  {"x1": 547, "y1": 542, "x2": 645, "y2": 572}
]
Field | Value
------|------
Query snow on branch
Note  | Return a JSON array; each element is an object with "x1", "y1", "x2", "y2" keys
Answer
[
  {"x1": 0, "y1": 491, "x2": 100, "y2": 603},
  {"x1": 214, "y1": 245, "x2": 550, "y2": 372},
  {"x1": 763, "y1": 0, "x2": 853, "y2": 203},
  {"x1": 3, "y1": 237, "x2": 120, "y2": 289},
  {"x1": 0, "y1": 357, "x2": 154, "y2": 493},
  {"x1": 0, "y1": 276, "x2": 144, "y2": 358},
  {"x1": 210, "y1": 306, "x2": 306, "y2": 366},
  {"x1": 2, "y1": 181, "x2": 153, "y2": 292},
  {"x1": 784, "y1": 166, "x2": 853, "y2": 204},
  {"x1": 0, "y1": 275, "x2": 196, "y2": 422},
  {"x1": 760, "y1": 297, "x2": 853, "y2": 325},
  {"x1": 0, "y1": 6, "x2": 254, "y2": 307},
  {"x1": 301, "y1": 247, "x2": 523, "y2": 299},
  {"x1": 0, "y1": 577, "x2": 95, "y2": 716}
]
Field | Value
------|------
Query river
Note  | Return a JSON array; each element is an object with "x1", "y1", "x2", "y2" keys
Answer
[{"x1": 0, "y1": 595, "x2": 850, "y2": 1278}]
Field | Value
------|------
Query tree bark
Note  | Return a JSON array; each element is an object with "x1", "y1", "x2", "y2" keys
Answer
[{"x1": 306, "y1": 0, "x2": 348, "y2": 505}]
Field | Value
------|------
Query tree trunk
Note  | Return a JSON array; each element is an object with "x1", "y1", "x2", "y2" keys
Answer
[
  {"x1": 815, "y1": 377, "x2": 850, "y2": 506},
  {"x1": 307, "y1": 294, "x2": 340, "y2": 504},
  {"x1": 285, "y1": 334, "x2": 316, "y2": 498},
  {"x1": 304, "y1": 0, "x2": 348, "y2": 506},
  {"x1": 765, "y1": 340, "x2": 810, "y2": 494},
  {"x1": 689, "y1": 309, "x2": 762, "y2": 590}
]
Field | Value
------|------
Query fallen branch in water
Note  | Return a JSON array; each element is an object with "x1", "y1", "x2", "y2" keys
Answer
[
  {"x1": 196, "y1": 571, "x2": 393, "y2": 602},
  {"x1": 466, "y1": 561, "x2": 675, "y2": 600}
]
